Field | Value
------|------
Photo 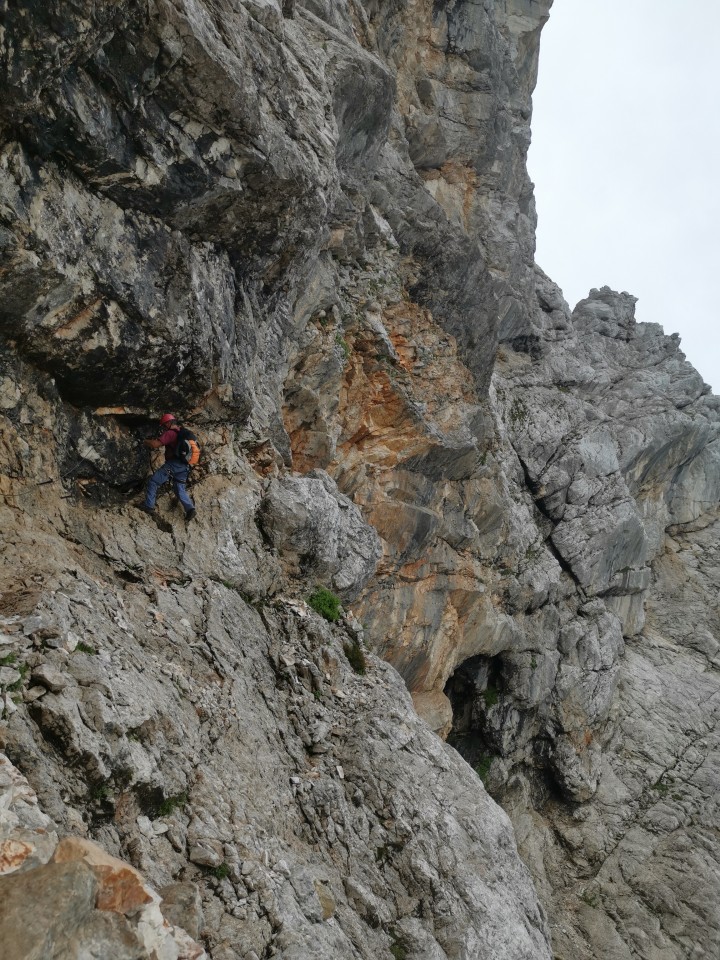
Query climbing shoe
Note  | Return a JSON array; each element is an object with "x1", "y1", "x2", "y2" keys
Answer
[
  {"x1": 136, "y1": 503, "x2": 155, "y2": 514},
  {"x1": 185, "y1": 508, "x2": 196, "y2": 521}
]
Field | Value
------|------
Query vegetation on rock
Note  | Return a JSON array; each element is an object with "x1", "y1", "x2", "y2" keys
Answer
[{"x1": 308, "y1": 587, "x2": 342, "y2": 623}]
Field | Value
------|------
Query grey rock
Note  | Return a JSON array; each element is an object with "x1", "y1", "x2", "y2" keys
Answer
[
  {"x1": 189, "y1": 837, "x2": 225, "y2": 869},
  {"x1": 1, "y1": 574, "x2": 551, "y2": 960},
  {"x1": 56, "y1": 911, "x2": 147, "y2": 960},
  {"x1": 0, "y1": 861, "x2": 99, "y2": 959},
  {"x1": 491, "y1": 274, "x2": 720, "y2": 957},
  {"x1": 2, "y1": 0, "x2": 719, "y2": 959},
  {"x1": 160, "y1": 881, "x2": 204, "y2": 940},
  {"x1": 259, "y1": 469, "x2": 381, "y2": 599},
  {"x1": 0, "y1": 667, "x2": 21, "y2": 688},
  {"x1": 31, "y1": 662, "x2": 71, "y2": 693},
  {"x1": 0, "y1": 753, "x2": 59, "y2": 876}
]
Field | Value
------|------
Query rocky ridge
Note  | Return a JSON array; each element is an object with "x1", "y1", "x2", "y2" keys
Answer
[{"x1": 1, "y1": 2, "x2": 719, "y2": 959}]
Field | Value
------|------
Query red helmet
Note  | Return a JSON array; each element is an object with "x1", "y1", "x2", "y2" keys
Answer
[{"x1": 159, "y1": 413, "x2": 177, "y2": 426}]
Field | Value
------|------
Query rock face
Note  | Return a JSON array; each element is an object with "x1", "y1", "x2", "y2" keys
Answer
[
  {"x1": 259, "y1": 469, "x2": 382, "y2": 599},
  {"x1": 490, "y1": 279, "x2": 720, "y2": 960},
  {"x1": 0, "y1": 755, "x2": 205, "y2": 959},
  {"x1": 0, "y1": 571, "x2": 550, "y2": 960},
  {"x1": 1, "y1": 2, "x2": 719, "y2": 960}
]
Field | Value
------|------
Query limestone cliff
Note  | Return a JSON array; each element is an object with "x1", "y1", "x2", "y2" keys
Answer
[{"x1": 1, "y1": 3, "x2": 718, "y2": 960}]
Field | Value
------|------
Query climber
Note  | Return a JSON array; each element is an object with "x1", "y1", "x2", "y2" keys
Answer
[{"x1": 137, "y1": 414, "x2": 196, "y2": 521}]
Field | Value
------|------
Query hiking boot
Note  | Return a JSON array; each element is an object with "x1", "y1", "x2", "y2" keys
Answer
[
  {"x1": 185, "y1": 508, "x2": 196, "y2": 521},
  {"x1": 136, "y1": 503, "x2": 155, "y2": 514}
]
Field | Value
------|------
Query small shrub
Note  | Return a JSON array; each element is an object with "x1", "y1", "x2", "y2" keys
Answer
[
  {"x1": 213, "y1": 862, "x2": 230, "y2": 880},
  {"x1": 0, "y1": 653, "x2": 18, "y2": 666},
  {"x1": 509, "y1": 397, "x2": 527, "y2": 425},
  {"x1": 580, "y1": 889, "x2": 600, "y2": 908},
  {"x1": 389, "y1": 928, "x2": 408, "y2": 960},
  {"x1": 482, "y1": 685, "x2": 499, "y2": 708},
  {"x1": 75, "y1": 641, "x2": 97, "y2": 655},
  {"x1": 89, "y1": 781, "x2": 111, "y2": 803},
  {"x1": 308, "y1": 587, "x2": 341, "y2": 622},
  {"x1": 157, "y1": 792, "x2": 189, "y2": 817},
  {"x1": 474, "y1": 755, "x2": 493, "y2": 783},
  {"x1": 335, "y1": 334, "x2": 350, "y2": 360},
  {"x1": 343, "y1": 639, "x2": 367, "y2": 675}
]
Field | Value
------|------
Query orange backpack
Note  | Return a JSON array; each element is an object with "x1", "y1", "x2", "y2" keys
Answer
[{"x1": 175, "y1": 427, "x2": 201, "y2": 467}]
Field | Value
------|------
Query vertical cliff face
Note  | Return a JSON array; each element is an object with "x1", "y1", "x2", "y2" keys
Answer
[
  {"x1": 2, "y1": 3, "x2": 719, "y2": 960},
  {"x1": 491, "y1": 277, "x2": 720, "y2": 959}
]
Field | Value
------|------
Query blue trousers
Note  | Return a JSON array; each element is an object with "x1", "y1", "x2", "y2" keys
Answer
[{"x1": 144, "y1": 460, "x2": 194, "y2": 512}]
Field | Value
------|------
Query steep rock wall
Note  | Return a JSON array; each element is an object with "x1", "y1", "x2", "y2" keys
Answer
[
  {"x1": 1, "y1": 2, "x2": 555, "y2": 958},
  {"x1": 1, "y1": 3, "x2": 719, "y2": 960},
  {"x1": 493, "y1": 277, "x2": 720, "y2": 959}
]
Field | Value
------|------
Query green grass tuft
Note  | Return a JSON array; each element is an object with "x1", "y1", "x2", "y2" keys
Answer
[
  {"x1": 474, "y1": 755, "x2": 494, "y2": 783},
  {"x1": 482, "y1": 684, "x2": 499, "y2": 708},
  {"x1": 75, "y1": 641, "x2": 97, "y2": 655},
  {"x1": 343, "y1": 639, "x2": 367, "y2": 675},
  {"x1": 89, "y1": 781, "x2": 111, "y2": 803},
  {"x1": 157, "y1": 792, "x2": 189, "y2": 817},
  {"x1": 389, "y1": 928, "x2": 408, "y2": 960},
  {"x1": 308, "y1": 587, "x2": 342, "y2": 623},
  {"x1": 335, "y1": 334, "x2": 351, "y2": 360}
]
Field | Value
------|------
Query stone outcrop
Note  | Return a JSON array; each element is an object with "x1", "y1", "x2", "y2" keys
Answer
[
  {"x1": 489, "y1": 277, "x2": 720, "y2": 959},
  {"x1": 0, "y1": 570, "x2": 550, "y2": 959},
  {"x1": 1, "y1": 2, "x2": 719, "y2": 960},
  {"x1": 0, "y1": 755, "x2": 205, "y2": 959},
  {"x1": 259, "y1": 469, "x2": 382, "y2": 599}
]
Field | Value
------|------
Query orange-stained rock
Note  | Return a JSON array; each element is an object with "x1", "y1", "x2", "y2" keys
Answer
[
  {"x1": 0, "y1": 752, "x2": 60, "y2": 876},
  {"x1": 283, "y1": 288, "x2": 503, "y2": 730},
  {"x1": 52, "y1": 836, "x2": 154, "y2": 915},
  {"x1": 94, "y1": 864, "x2": 154, "y2": 914},
  {"x1": 412, "y1": 690, "x2": 453, "y2": 740},
  {"x1": 0, "y1": 838, "x2": 33, "y2": 874}
]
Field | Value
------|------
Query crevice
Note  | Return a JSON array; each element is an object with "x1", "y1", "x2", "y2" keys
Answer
[{"x1": 514, "y1": 451, "x2": 585, "y2": 590}]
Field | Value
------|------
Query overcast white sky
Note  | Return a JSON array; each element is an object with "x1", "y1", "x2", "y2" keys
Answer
[{"x1": 528, "y1": 0, "x2": 720, "y2": 392}]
